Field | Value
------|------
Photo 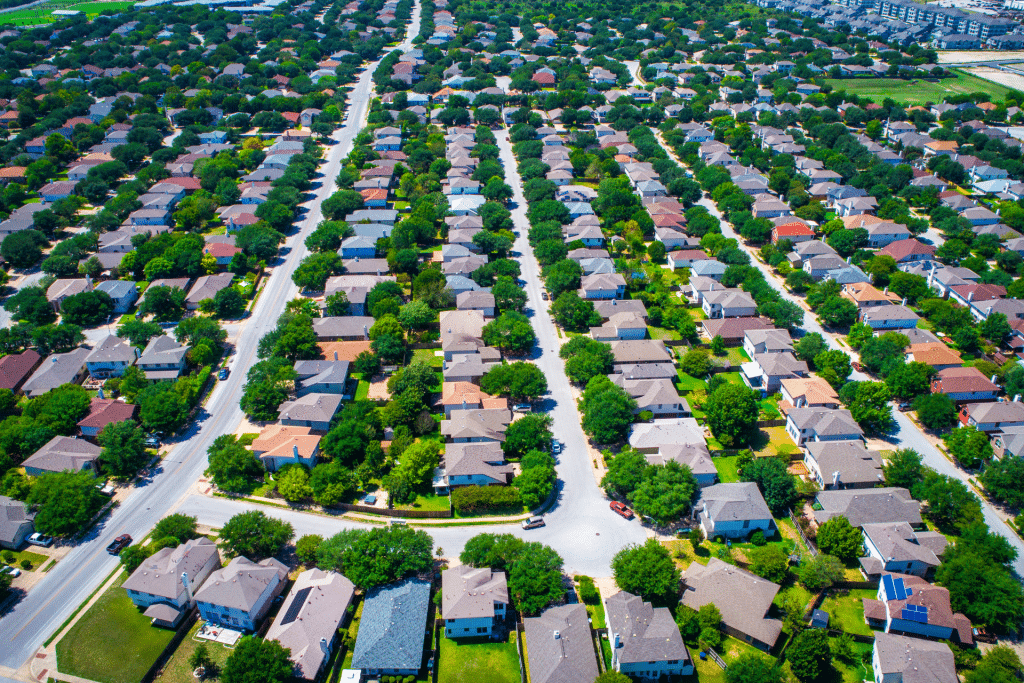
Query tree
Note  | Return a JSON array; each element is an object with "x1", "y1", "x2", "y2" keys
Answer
[
  {"x1": 153, "y1": 514, "x2": 199, "y2": 543},
  {"x1": 397, "y1": 300, "x2": 434, "y2": 331},
  {"x1": 817, "y1": 296, "x2": 858, "y2": 328},
  {"x1": 479, "y1": 362, "x2": 548, "y2": 401},
  {"x1": 295, "y1": 535, "x2": 323, "y2": 566},
  {"x1": 175, "y1": 317, "x2": 227, "y2": 348},
  {"x1": 705, "y1": 384, "x2": 758, "y2": 447},
  {"x1": 740, "y1": 456, "x2": 797, "y2": 514},
  {"x1": 120, "y1": 544, "x2": 151, "y2": 574},
  {"x1": 23, "y1": 383, "x2": 91, "y2": 434},
  {"x1": 844, "y1": 381, "x2": 893, "y2": 432},
  {"x1": 580, "y1": 377, "x2": 637, "y2": 444},
  {"x1": 322, "y1": 189, "x2": 364, "y2": 221},
  {"x1": 206, "y1": 435, "x2": 266, "y2": 493},
  {"x1": 813, "y1": 349, "x2": 851, "y2": 388},
  {"x1": 859, "y1": 333, "x2": 909, "y2": 376},
  {"x1": 315, "y1": 526, "x2": 433, "y2": 589},
  {"x1": 240, "y1": 358, "x2": 296, "y2": 422},
  {"x1": 980, "y1": 312, "x2": 1012, "y2": 344},
  {"x1": 787, "y1": 629, "x2": 831, "y2": 681},
  {"x1": 912, "y1": 393, "x2": 957, "y2": 431},
  {"x1": 324, "y1": 292, "x2": 351, "y2": 316},
  {"x1": 513, "y1": 462, "x2": 555, "y2": 508},
  {"x1": 936, "y1": 526, "x2": 1024, "y2": 632},
  {"x1": 680, "y1": 348, "x2": 713, "y2": 377},
  {"x1": 4, "y1": 286, "x2": 56, "y2": 325},
  {"x1": 799, "y1": 553, "x2": 844, "y2": 591},
  {"x1": 544, "y1": 259, "x2": 582, "y2": 300},
  {"x1": 915, "y1": 471, "x2": 983, "y2": 531},
  {"x1": 117, "y1": 319, "x2": 163, "y2": 348},
  {"x1": 276, "y1": 466, "x2": 312, "y2": 502},
  {"x1": 628, "y1": 461, "x2": 698, "y2": 526},
  {"x1": 27, "y1": 471, "x2": 106, "y2": 536},
  {"x1": 815, "y1": 516, "x2": 862, "y2": 562},
  {"x1": 981, "y1": 456, "x2": 1024, "y2": 508},
  {"x1": 746, "y1": 544, "x2": 788, "y2": 584},
  {"x1": 221, "y1": 637, "x2": 292, "y2": 683},
  {"x1": 309, "y1": 460, "x2": 358, "y2": 507},
  {"x1": 139, "y1": 285, "x2": 186, "y2": 322},
  {"x1": 883, "y1": 448, "x2": 923, "y2": 489},
  {"x1": 218, "y1": 511, "x2": 293, "y2": 560},
  {"x1": 61, "y1": 290, "x2": 115, "y2": 326},
  {"x1": 214, "y1": 287, "x2": 245, "y2": 318},
  {"x1": 503, "y1": 414, "x2": 553, "y2": 460},
  {"x1": 594, "y1": 673, "x2": 632, "y2": 683},
  {"x1": 965, "y1": 647, "x2": 1022, "y2": 683},
  {"x1": 943, "y1": 425, "x2": 992, "y2": 468},
  {"x1": 98, "y1": 420, "x2": 148, "y2": 478},
  {"x1": 458, "y1": 533, "x2": 564, "y2": 615},
  {"x1": 551, "y1": 292, "x2": 600, "y2": 331},
  {"x1": 492, "y1": 276, "x2": 528, "y2": 312},
  {"x1": 482, "y1": 312, "x2": 536, "y2": 354},
  {"x1": 611, "y1": 539, "x2": 681, "y2": 607},
  {"x1": 137, "y1": 382, "x2": 189, "y2": 435},
  {"x1": 560, "y1": 336, "x2": 613, "y2": 385},
  {"x1": 725, "y1": 655, "x2": 784, "y2": 683},
  {"x1": 1, "y1": 230, "x2": 45, "y2": 268},
  {"x1": 601, "y1": 450, "x2": 648, "y2": 499}
]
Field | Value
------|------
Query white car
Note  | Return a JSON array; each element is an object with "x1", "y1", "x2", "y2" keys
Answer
[
  {"x1": 552, "y1": 442, "x2": 561, "y2": 454},
  {"x1": 27, "y1": 533, "x2": 53, "y2": 547},
  {"x1": 0, "y1": 566, "x2": 21, "y2": 578}
]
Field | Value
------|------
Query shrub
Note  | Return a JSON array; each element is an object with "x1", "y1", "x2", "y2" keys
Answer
[
  {"x1": 1, "y1": 551, "x2": 12, "y2": 563},
  {"x1": 750, "y1": 531, "x2": 766, "y2": 546},
  {"x1": 451, "y1": 485, "x2": 523, "y2": 513},
  {"x1": 577, "y1": 576, "x2": 599, "y2": 604}
]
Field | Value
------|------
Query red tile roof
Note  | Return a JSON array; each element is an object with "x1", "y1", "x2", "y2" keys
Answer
[
  {"x1": 0, "y1": 349, "x2": 42, "y2": 391},
  {"x1": 77, "y1": 398, "x2": 137, "y2": 430}
]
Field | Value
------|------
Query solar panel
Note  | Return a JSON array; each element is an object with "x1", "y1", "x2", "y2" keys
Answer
[
  {"x1": 882, "y1": 574, "x2": 896, "y2": 601},
  {"x1": 900, "y1": 605, "x2": 929, "y2": 624},
  {"x1": 280, "y1": 586, "x2": 312, "y2": 625},
  {"x1": 893, "y1": 577, "x2": 908, "y2": 600}
]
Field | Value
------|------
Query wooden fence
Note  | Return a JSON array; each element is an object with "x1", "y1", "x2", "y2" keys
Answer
[
  {"x1": 789, "y1": 508, "x2": 818, "y2": 556},
  {"x1": 328, "y1": 503, "x2": 453, "y2": 518},
  {"x1": 756, "y1": 418, "x2": 787, "y2": 428},
  {"x1": 140, "y1": 609, "x2": 199, "y2": 683},
  {"x1": 515, "y1": 623, "x2": 527, "y2": 683}
]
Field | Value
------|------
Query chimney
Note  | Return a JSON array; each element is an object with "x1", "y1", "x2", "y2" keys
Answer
[
  {"x1": 902, "y1": 297, "x2": 907, "y2": 306},
  {"x1": 884, "y1": 287, "x2": 888, "y2": 294},
  {"x1": 320, "y1": 638, "x2": 329, "y2": 654},
  {"x1": 846, "y1": 256, "x2": 851, "y2": 264},
  {"x1": 613, "y1": 633, "x2": 621, "y2": 648},
  {"x1": 1015, "y1": 394, "x2": 1021, "y2": 403},
  {"x1": 355, "y1": 256, "x2": 359, "y2": 262},
  {"x1": 363, "y1": 325, "x2": 368, "y2": 339},
  {"x1": 553, "y1": 631, "x2": 560, "y2": 640},
  {"x1": 293, "y1": 444, "x2": 299, "y2": 459},
  {"x1": 832, "y1": 471, "x2": 840, "y2": 489},
  {"x1": 987, "y1": 306, "x2": 993, "y2": 317},
  {"x1": 182, "y1": 572, "x2": 193, "y2": 603},
  {"x1": 968, "y1": 291, "x2": 974, "y2": 302},
  {"x1": 992, "y1": 375, "x2": 999, "y2": 384},
  {"x1": 86, "y1": 273, "x2": 93, "y2": 287}
]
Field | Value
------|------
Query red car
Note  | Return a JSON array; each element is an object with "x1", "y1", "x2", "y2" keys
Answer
[{"x1": 610, "y1": 501, "x2": 635, "y2": 520}]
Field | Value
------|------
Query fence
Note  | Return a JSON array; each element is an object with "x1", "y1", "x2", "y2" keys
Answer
[
  {"x1": 140, "y1": 609, "x2": 199, "y2": 683},
  {"x1": 755, "y1": 418, "x2": 787, "y2": 428},
  {"x1": 705, "y1": 646, "x2": 727, "y2": 670},
  {"x1": 515, "y1": 623, "x2": 527, "y2": 683},
  {"x1": 789, "y1": 508, "x2": 818, "y2": 557},
  {"x1": 328, "y1": 503, "x2": 453, "y2": 518}
]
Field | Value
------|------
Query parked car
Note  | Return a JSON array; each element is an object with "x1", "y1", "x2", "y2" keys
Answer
[
  {"x1": 551, "y1": 441, "x2": 561, "y2": 454},
  {"x1": 898, "y1": 402, "x2": 912, "y2": 412},
  {"x1": 851, "y1": 361, "x2": 863, "y2": 372},
  {"x1": 542, "y1": 291, "x2": 549, "y2": 300},
  {"x1": 27, "y1": 532, "x2": 53, "y2": 547},
  {"x1": 0, "y1": 566, "x2": 21, "y2": 578},
  {"x1": 610, "y1": 501, "x2": 635, "y2": 520},
  {"x1": 513, "y1": 403, "x2": 532, "y2": 413},
  {"x1": 521, "y1": 516, "x2": 546, "y2": 530},
  {"x1": 218, "y1": 367, "x2": 230, "y2": 380},
  {"x1": 144, "y1": 435, "x2": 160, "y2": 448},
  {"x1": 106, "y1": 534, "x2": 131, "y2": 555}
]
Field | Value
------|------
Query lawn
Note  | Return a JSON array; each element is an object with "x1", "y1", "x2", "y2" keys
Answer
[
  {"x1": 750, "y1": 426, "x2": 799, "y2": 458},
  {"x1": 713, "y1": 455, "x2": 741, "y2": 483},
  {"x1": 56, "y1": 573, "x2": 176, "y2": 683},
  {"x1": 723, "y1": 347, "x2": 750, "y2": 366},
  {"x1": 821, "y1": 69, "x2": 1011, "y2": 106},
  {"x1": 675, "y1": 371, "x2": 708, "y2": 391},
  {"x1": 1, "y1": 548, "x2": 48, "y2": 570},
  {"x1": 355, "y1": 379, "x2": 370, "y2": 401},
  {"x1": 153, "y1": 621, "x2": 233, "y2": 683},
  {"x1": 438, "y1": 633, "x2": 520, "y2": 683},
  {"x1": 395, "y1": 491, "x2": 451, "y2": 512},
  {"x1": 818, "y1": 589, "x2": 877, "y2": 637},
  {"x1": 649, "y1": 325, "x2": 683, "y2": 341},
  {"x1": 411, "y1": 347, "x2": 444, "y2": 368},
  {"x1": 340, "y1": 599, "x2": 363, "y2": 671},
  {"x1": 1, "y1": 0, "x2": 135, "y2": 25}
]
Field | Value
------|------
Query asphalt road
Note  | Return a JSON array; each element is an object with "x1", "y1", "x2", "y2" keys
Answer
[{"x1": 0, "y1": 8, "x2": 422, "y2": 672}]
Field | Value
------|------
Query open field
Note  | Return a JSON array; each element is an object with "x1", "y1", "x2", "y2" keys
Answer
[
  {"x1": 0, "y1": 0, "x2": 134, "y2": 26},
  {"x1": 937, "y1": 49, "x2": 1024, "y2": 64},
  {"x1": 822, "y1": 69, "x2": 1012, "y2": 105},
  {"x1": 962, "y1": 66, "x2": 1024, "y2": 94}
]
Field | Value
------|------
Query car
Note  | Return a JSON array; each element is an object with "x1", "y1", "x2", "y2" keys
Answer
[
  {"x1": 542, "y1": 291, "x2": 549, "y2": 300},
  {"x1": 106, "y1": 534, "x2": 132, "y2": 555},
  {"x1": 851, "y1": 361, "x2": 863, "y2": 372},
  {"x1": 898, "y1": 402, "x2": 912, "y2": 412},
  {"x1": 218, "y1": 367, "x2": 230, "y2": 380},
  {"x1": 0, "y1": 566, "x2": 21, "y2": 578},
  {"x1": 521, "y1": 516, "x2": 546, "y2": 530},
  {"x1": 551, "y1": 441, "x2": 561, "y2": 454},
  {"x1": 513, "y1": 403, "x2": 532, "y2": 413},
  {"x1": 27, "y1": 532, "x2": 53, "y2": 547},
  {"x1": 144, "y1": 434, "x2": 161, "y2": 448},
  {"x1": 610, "y1": 501, "x2": 635, "y2": 520}
]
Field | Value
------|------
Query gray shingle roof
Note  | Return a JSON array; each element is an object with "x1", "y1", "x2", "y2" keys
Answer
[
  {"x1": 442, "y1": 565, "x2": 508, "y2": 621},
  {"x1": 681, "y1": 558, "x2": 782, "y2": 648},
  {"x1": 351, "y1": 578, "x2": 431, "y2": 671},
  {"x1": 606, "y1": 591, "x2": 690, "y2": 666},
  {"x1": 523, "y1": 604, "x2": 598, "y2": 683},
  {"x1": 814, "y1": 487, "x2": 922, "y2": 528},
  {"x1": 123, "y1": 537, "x2": 219, "y2": 601},
  {"x1": 0, "y1": 495, "x2": 34, "y2": 546},
  {"x1": 873, "y1": 632, "x2": 955, "y2": 683},
  {"x1": 194, "y1": 556, "x2": 287, "y2": 611},
  {"x1": 697, "y1": 482, "x2": 772, "y2": 525}
]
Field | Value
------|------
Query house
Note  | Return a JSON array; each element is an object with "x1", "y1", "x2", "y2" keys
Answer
[
  {"x1": 741, "y1": 353, "x2": 808, "y2": 396},
  {"x1": 440, "y1": 310, "x2": 486, "y2": 361},
  {"x1": 701, "y1": 317, "x2": 774, "y2": 344},
  {"x1": 629, "y1": 418, "x2": 707, "y2": 453},
  {"x1": 47, "y1": 278, "x2": 92, "y2": 311},
  {"x1": 0, "y1": 349, "x2": 43, "y2": 394},
  {"x1": 351, "y1": 578, "x2": 431, "y2": 676},
  {"x1": 312, "y1": 317, "x2": 374, "y2": 342},
  {"x1": 814, "y1": 487, "x2": 922, "y2": 528},
  {"x1": 195, "y1": 556, "x2": 289, "y2": 632},
  {"x1": 785, "y1": 407, "x2": 864, "y2": 446},
  {"x1": 441, "y1": 565, "x2": 508, "y2": 638},
  {"x1": 123, "y1": 538, "x2": 221, "y2": 628},
  {"x1": 340, "y1": 236, "x2": 377, "y2": 259},
  {"x1": 907, "y1": 343, "x2": 962, "y2": 371},
  {"x1": 266, "y1": 569, "x2": 355, "y2": 681},
  {"x1": 958, "y1": 400, "x2": 1024, "y2": 432},
  {"x1": 94, "y1": 280, "x2": 138, "y2": 314},
  {"x1": 250, "y1": 425, "x2": 321, "y2": 472},
  {"x1": 772, "y1": 223, "x2": 815, "y2": 244},
  {"x1": 443, "y1": 351, "x2": 501, "y2": 384},
  {"x1": 880, "y1": 240, "x2": 936, "y2": 264},
  {"x1": 860, "y1": 522, "x2": 947, "y2": 579},
  {"x1": 841, "y1": 282, "x2": 901, "y2": 310},
  {"x1": 186, "y1": 274, "x2": 234, "y2": 309},
  {"x1": 863, "y1": 573, "x2": 973, "y2": 644},
  {"x1": 441, "y1": 408, "x2": 511, "y2": 443},
  {"x1": 803, "y1": 441, "x2": 882, "y2": 490},
  {"x1": 524, "y1": 604, "x2": 598, "y2": 683},
  {"x1": 779, "y1": 377, "x2": 840, "y2": 412},
  {"x1": 294, "y1": 359, "x2": 350, "y2": 396},
  {"x1": 694, "y1": 482, "x2": 776, "y2": 541},
  {"x1": 860, "y1": 305, "x2": 920, "y2": 330},
  {"x1": 644, "y1": 443, "x2": 718, "y2": 486},
  {"x1": 681, "y1": 558, "x2": 782, "y2": 651},
  {"x1": 872, "y1": 633, "x2": 956, "y2": 683},
  {"x1": 277, "y1": 394, "x2": 344, "y2": 431},
  {"x1": 702, "y1": 288, "x2": 757, "y2": 319},
  {"x1": 456, "y1": 291, "x2": 495, "y2": 317},
  {"x1": 22, "y1": 436, "x2": 101, "y2": 476},
  {"x1": 85, "y1": 335, "x2": 139, "y2": 379},
  {"x1": 0, "y1": 496, "x2": 34, "y2": 549},
  {"x1": 930, "y1": 367, "x2": 999, "y2": 403},
  {"x1": 579, "y1": 273, "x2": 627, "y2": 299},
  {"x1": 77, "y1": 398, "x2": 136, "y2": 438},
  {"x1": 435, "y1": 442, "x2": 512, "y2": 492},
  {"x1": 21, "y1": 347, "x2": 90, "y2": 397},
  {"x1": 612, "y1": 377, "x2": 688, "y2": 417},
  {"x1": 137, "y1": 335, "x2": 189, "y2": 381},
  {"x1": 438, "y1": 382, "x2": 506, "y2": 418},
  {"x1": 606, "y1": 591, "x2": 693, "y2": 679},
  {"x1": 610, "y1": 340, "x2": 673, "y2": 366},
  {"x1": 743, "y1": 329, "x2": 791, "y2": 357}
]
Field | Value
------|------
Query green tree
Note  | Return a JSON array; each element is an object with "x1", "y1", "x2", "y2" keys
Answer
[
  {"x1": 221, "y1": 637, "x2": 292, "y2": 683},
  {"x1": 482, "y1": 311, "x2": 536, "y2": 354},
  {"x1": 965, "y1": 647, "x2": 1022, "y2": 683},
  {"x1": 60, "y1": 290, "x2": 115, "y2": 326},
  {"x1": 97, "y1": 420, "x2": 149, "y2": 478},
  {"x1": 551, "y1": 292, "x2": 600, "y2": 331},
  {"x1": 817, "y1": 296, "x2": 858, "y2": 328},
  {"x1": 295, "y1": 535, "x2": 323, "y2": 566},
  {"x1": 594, "y1": 673, "x2": 632, "y2": 683},
  {"x1": 479, "y1": 362, "x2": 548, "y2": 401},
  {"x1": 748, "y1": 544, "x2": 789, "y2": 583},
  {"x1": 844, "y1": 380, "x2": 893, "y2": 432},
  {"x1": 492, "y1": 276, "x2": 528, "y2": 312},
  {"x1": 503, "y1": 414, "x2": 553, "y2": 460},
  {"x1": 980, "y1": 456, "x2": 1024, "y2": 508},
  {"x1": 740, "y1": 456, "x2": 797, "y2": 514},
  {"x1": 915, "y1": 471, "x2": 983, "y2": 531},
  {"x1": 120, "y1": 544, "x2": 151, "y2": 574},
  {"x1": 601, "y1": 450, "x2": 649, "y2": 499},
  {"x1": 815, "y1": 516, "x2": 862, "y2": 562},
  {"x1": 680, "y1": 348, "x2": 713, "y2": 377},
  {"x1": 611, "y1": 539, "x2": 681, "y2": 607},
  {"x1": 580, "y1": 376, "x2": 637, "y2": 444},
  {"x1": 214, "y1": 287, "x2": 246, "y2": 318},
  {"x1": 628, "y1": 461, "x2": 698, "y2": 526},
  {"x1": 813, "y1": 349, "x2": 852, "y2": 388},
  {"x1": 1, "y1": 230, "x2": 45, "y2": 268},
  {"x1": 218, "y1": 510, "x2": 294, "y2": 560},
  {"x1": 138, "y1": 285, "x2": 186, "y2": 322},
  {"x1": 705, "y1": 383, "x2": 758, "y2": 447},
  {"x1": 943, "y1": 425, "x2": 992, "y2": 468},
  {"x1": 27, "y1": 471, "x2": 106, "y2": 536},
  {"x1": 725, "y1": 655, "x2": 784, "y2": 683},
  {"x1": 137, "y1": 382, "x2": 189, "y2": 434},
  {"x1": 116, "y1": 319, "x2": 163, "y2": 348},
  {"x1": 787, "y1": 629, "x2": 832, "y2": 681},
  {"x1": 799, "y1": 553, "x2": 844, "y2": 591},
  {"x1": 882, "y1": 448, "x2": 923, "y2": 488},
  {"x1": 560, "y1": 337, "x2": 613, "y2": 385},
  {"x1": 316, "y1": 526, "x2": 433, "y2": 589},
  {"x1": 206, "y1": 435, "x2": 266, "y2": 494},
  {"x1": 309, "y1": 460, "x2": 358, "y2": 507},
  {"x1": 276, "y1": 466, "x2": 312, "y2": 502},
  {"x1": 913, "y1": 393, "x2": 957, "y2": 431},
  {"x1": 153, "y1": 514, "x2": 198, "y2": 543}
]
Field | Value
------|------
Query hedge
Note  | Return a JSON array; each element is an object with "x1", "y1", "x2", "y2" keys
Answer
[{"x1": 451, "y1": 485, "x2": 522, "y2": 513}]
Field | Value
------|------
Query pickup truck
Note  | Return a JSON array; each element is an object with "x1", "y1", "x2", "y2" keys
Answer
[
  {"x1": 610, "y1": 501, "x2": 635, "y2": 520},
  {"x1": 107, "y1": 534, "x2": 131, "y2": 555}
]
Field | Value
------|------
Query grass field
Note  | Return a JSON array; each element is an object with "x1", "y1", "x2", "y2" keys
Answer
[
  {"x1": 821, "y1": 69, "x2": 1012, "y2": 106},
  {"x1": 1, "y1": 1, "x2": 135, "y2": 26},
  {"x1": 153, "y1": 621, "x2": 233, "y2": 683},
  {"x1": 2, "y1": 548, "x2": 48, "y2": 570},
  {"x1": 56, "y1": 573, "x2": 175, "y2": 683},
  {"x1": 819, "y1": 589, "x2": 877, "y2": 637},
  {"x1": 438, "y1": 633, "x2": 521, "y2": 683},
  {"x1": 713, "y1": 455, "x2": 741, "y2": 483}
]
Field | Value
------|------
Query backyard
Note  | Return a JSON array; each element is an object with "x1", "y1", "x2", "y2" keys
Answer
[
  {"x1": 821, "y1": 69, "x2": 1011, "y2": 105},
  {"x1": 153, "y1": 621, "x2": 234, "y2": 683},
  {"x1": 818, "y1": 589, "x2": 877, "y2": 637},
  {"x1": 56, "y1": 573, "x2": 175, "y2": 683},
  {"x1": 438, "y1": 633, "x2": 521, "y2": 683}
]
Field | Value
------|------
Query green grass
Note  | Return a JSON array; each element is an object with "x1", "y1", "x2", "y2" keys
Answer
[
  {"x1": 821, "y1": 68, "x2": 1012, "y2": 106},
  {"x1": 819, "y1": 589, "x2": 877, "y2": 637},
  {"x1": 713, "y1": 455, "x2": 741, "y2": 483},
  {"x1": 412, "y1": 347, "x2": 444, "y2": 368},
  {"x1": 355, "y1": 379, "x2": 370, "y2": 401},
  {"x1": 2, "y1": 548, "x2": 48, "y2": 570},
  {"x1": 153, "y1": 620, "x2": 233, "y2": 683},
  {"x1": 0, "y1": 0, "x2": 135, "y2": 25},
  {"x1": 648, "y1": 325, "x2": 682, "y2": 341},
  {"x1": 438, "y1": 633, "x2": 521, "y2": 683},
  {"x1": 718, "y1": 372, "x2": 744, "y2": 386},
  {"x1": 396, "y1": 491, "x2": 451, "y2": 512},
  {"x1": 56, "y1": 572, "x2": 175, "y2": 683},
  {"x1": 676, "y1": 371, "x2": 708, "y2": 391},
  {"x1": 724, "y1": 347, "x2": 750, "y2": 366},
  {"x1": 341, "y1": 600, "x2": 363, "y2": 671}
]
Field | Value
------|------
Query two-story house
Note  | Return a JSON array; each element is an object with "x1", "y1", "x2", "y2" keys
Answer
[
  {"x1": 958, "y1": 400, "x2": 1024, "y2": 432},
  {"x1": 434, "y1": 441, "x2": 512, "y2": 493},
  {"x1": 814, "y1": 487, "x2": 922, "y2": 528},
  {"x1": 579, "y1": 273, "x2": 627, "y2": 300},
  {"x1": 701, "y1": 288, "x2": 757, "y2": 319},
  {"x1": 741, "y1": 352, "x2": 808, "y2": 396},
  {"x1": 694, "y1": 482, "x2": 776, "y2": 541},
  {"x1": 123, "y1": 538, "x2": 221, "y2": 628},
  {"x1": 930, "y1": 367, "x2": 999, "y2": 403},
  {"x1": 606, "y1": 591, "x2": 693, "y2": 679},
  {"x1": 194, "y1": 556, "x2": 289, "y2": 631},
  {"x1": 786, "y1": 407, "x2": 864, "y2": 446},
  {"x1": 862, "y1": 573, "x2": 973, "y2": 645},
  {"x1": 681, "y1": 558, "x2": 782, "y2": 651},
  {"x1": 85, "y1": 335, "x2": 139, "y2": 379},
  {"x1": 779, "y1": 377, "x2": 840, "y2": 411},
  {"x1": 872, "y1": 633, "x2": 955, "y2": 683},
  {"x1": 742, "y1": 329, "x2": 791, "y2": 357},
  {"x1": 803, "y1": 441, "x2": 883, "y2": 490},
  {"x1": 442, "y1": 566, "x2": 509, "y2": 638},
  {"x1": 351, "y1": 579, "x2": 431, "y2": 677},
  {"x1": 137, "y1": 335, "x2": 189, "y2": 381},
  {"x1": 250, "y1": 424, "x2": 321, "y2": 472},
  {"x1": 94, "y1": 281, "x2": 139, "y2": 314},
  {"x1": 860, "y1": 522, "x2": 947, "y2": 580},
  {"x1": 277, "y1": 394, "x2": 344, "y2": 431}
]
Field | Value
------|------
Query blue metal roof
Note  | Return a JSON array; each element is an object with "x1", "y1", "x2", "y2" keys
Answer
[{"x1": 351, "y1": 578, "x2": 430, "y2": 671}]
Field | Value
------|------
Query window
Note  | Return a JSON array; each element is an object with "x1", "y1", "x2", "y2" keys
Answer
[
  {"x1": 477, "y1": 627, "x2": 487, "y2": 634},
  {"x1": 743, "y1": 519, "x2": 750, "y2": 528},
  {"x1": 446, "y1": 619, "x2": 454, "y2": 624}
]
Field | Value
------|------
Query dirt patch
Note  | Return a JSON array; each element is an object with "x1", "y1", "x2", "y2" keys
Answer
[
  {"x1": 366, "y1": 374, "x2": 391, "y2": 401},
  {"x1": 938, "y1": 50, "x2": 1024, "y2": 64},
  {"x1": 963, "y1": 66, "x2": 1024, "y2": 92}
]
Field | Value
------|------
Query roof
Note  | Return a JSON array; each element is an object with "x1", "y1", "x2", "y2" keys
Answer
[
  {"x1": 251, "y1": 424, "x2": 321, "y2": 463},
  {"x1": 931, "y1": 366, "x2": 996, "y2": 394},
  {"x1": 861, "y1": 305, "x2": 920, "y2": 323},
  {"x1": 266, "y1": 569, "x2": 355, "y2": 680},
  {"x1": 787, "y1": 407, "x2": 863, "y2": 439},
  {"x1": 610, "y1": 340, "x2": 672, "y2": 364},
  {"x1": 138, "y1": 335, "x2": 189, "y2": 375},
  {"x1": 22, "y1": 436, "x2": 101, "y2": 473},
  {"x1": 123, "y1": 537, "x2": 219, "y2": 600},
  {"x1": 702, "y1": 317, "x2": 774, "y2": 339},
  {"x1": 351, "y1": 578, "x2": 431, "y2": 671},
  {"x1": 780, "y1": 377, "x2": 839, "y2": 406},
  {"x1": 444, "y1": 441, "x2": 512, "y2": 480},
  {"x1": 87, "y1": 335, "x2": 138, "y2": 365},
  {"x1": 862, "y1": 522, "x2": 946, "y2": 569},
  {"x1": 0, "y1": 349, "x2": 41, "y2": 391},
  {"x1": 186, "y1": 273, "x2": 234, "y2": 304},
  {"x1": 77, "y1": 398, "x2": 136, "y2": 431},
  {"x1": 804, "y1": 441, "x2": 883, "y2": 486},
  {"x1": 606, "y1": 591, "x2": 690, "y2": 666},
  {"x1": 874, "y1": 572, "x2": 971, "y2": 643},
  {"x1": 94, "y1": 280, "x2": 137, "y2": 299},
  {"x1": 0, "y1": 495, "x2": 34, "y2": 545},
  {"x1": 815, "y1": 487, "x2": 922, "y2": 527},
  {"x1": 312, "y1": 316, "x2": 374, "y2": 339},
  {"x1": 681, "y1": 558, "x2": 782, "y2": 647},
  {"x1": 442, "y1": 565, "x2": 508, "y2": 620},
  {"x1": 697, "y1": 482, "x2": 773, "y2": 524},
  {"x1": 873, "y1": 633, "x2": 955, "y2": 683},
  {"x1": 194, "y1": 556, "x2": 288, "y2": 611},
  {"x1": 22, "y1": 347, "x2": 90, "y2": 397},
  {"x1": 523, "y1": 604, "x2": 598, "y2": 683},
  {"x1": 441, "y1": 409, "x2": 512, "y2": 442},
  {"x1": 277, "y1": 393, "x2": 344, "y2": 424},
  {"x1": 879, "y1": 240, "x2": 936, "y2": 261},
  {"x1": 629, "y1": 418, "x2": 706, "y2": 451},
  {"x1": 908, "y1": 343, "x2": 962, "y2": 368}
]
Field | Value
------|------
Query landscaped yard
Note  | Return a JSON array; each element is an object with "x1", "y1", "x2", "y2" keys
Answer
[
  {"x1": 153, "y1": 620, "x2": 233, "y2": 683},
  {"x1": 57, "y1": 573, "x2": 176, "y2": 683},
  {"x1": 648, "y1": 326, "x2": 683, "y2": 341},
  {"x1": 1, "y1": 548, "x2": 48, "y2": 570},
  {"x1": 713, "y1": 455, "x2": 741, "y2": 483},
  {"x1": 411, "y1": 348, "x2": 444, "y2": 368},
  {"x1": 821, "y1": 69, "x2": 1011, "y2": 105},
  {"x1": 750, "y1": 426, "x2": 799, "y2": 458},
  {"x1": 819, "y1": 589, "x2": 877, "y2": 637},
  {"x1": 438, "y1": 633, "x2": 521, "y2": 683},
  {"x1": 395, "y1": 492, "x2": 451, "y2": 512},
  {"x1": 675, "y1": 371, "x2": 708, "y2": 391}
]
